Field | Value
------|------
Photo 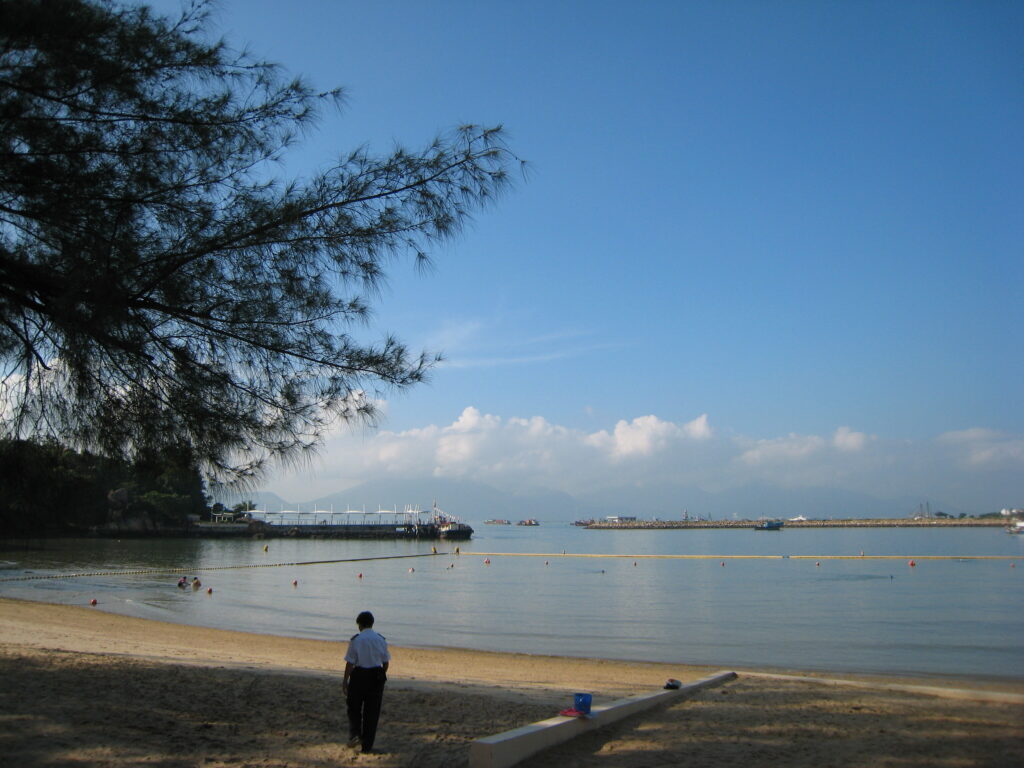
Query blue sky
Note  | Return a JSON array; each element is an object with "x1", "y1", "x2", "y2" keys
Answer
[{"x1": 151, "y1": 1, "x2": 1022, "y2": 510}]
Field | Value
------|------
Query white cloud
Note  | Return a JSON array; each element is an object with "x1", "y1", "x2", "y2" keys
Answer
[
  {"x1": 265, "y1": 408, "x2": 1023, "y2": 511},
  {"x1": 586, "y1": 414, "x2": 712, "y2": 459},
  {"x1": 833, "y1": 426, "x2": 869, "y2": 452},
  {"x1": 937, "y1": 428, "x2": 1024, "y2": 468},
  {"x1": 422, "y1": 317, "x2": 615, "y2": 369},
  {"x1": 685, "y1": 413, "x2": 713, "y2": 440},
  {"x1": 738, "y1": 434, "x2": 827, "y2": 465}
]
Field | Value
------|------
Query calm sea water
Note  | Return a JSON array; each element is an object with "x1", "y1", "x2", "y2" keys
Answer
[{"x1": 1, "y1": 525, "x2": 1021, "y2": 681}]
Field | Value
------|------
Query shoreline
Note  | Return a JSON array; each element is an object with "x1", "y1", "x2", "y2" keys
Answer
[
  {"x1": 2, "y1": 597, "x2": 1023, "y2": 767},
  {"x1": 2, "y1": 596, "x2": 1022, "y2": 694}
]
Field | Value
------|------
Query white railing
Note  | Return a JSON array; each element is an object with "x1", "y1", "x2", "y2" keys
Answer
[{"x1": 248, "y1": 509, "x2": 430, "y2": 527}]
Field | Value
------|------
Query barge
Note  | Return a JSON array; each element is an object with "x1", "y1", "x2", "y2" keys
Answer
[{"x1": 195, "y1": 503, "x2": 473, "y2": 540}]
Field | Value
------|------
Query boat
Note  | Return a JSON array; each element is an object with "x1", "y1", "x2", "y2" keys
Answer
[
  {"x1": 431, "y1": 503, "x2": 474, "y2": 540},
  {"x1": 1007, "y1": 520, "x2": 1024, "y2": 535},
  {"x1": 572, "y1": 519, "x2": 595, "y2": 526},
  {"x1": 754, "y1": 519, "x2": 784, "y2": 531},
  {"x1": 240, "y1": 503, "x2": 473, "y2": 540},
  {"x1": 517, "y1": 519, "x2": 540, "y2": 526},
  {"x1": 484, "y1": 519, "x2": 511, "y2": 525}
]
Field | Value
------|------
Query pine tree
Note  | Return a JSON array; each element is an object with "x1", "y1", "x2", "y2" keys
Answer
[{"x1": 0, "y1": 0, "x2": 520, "y2": 487}]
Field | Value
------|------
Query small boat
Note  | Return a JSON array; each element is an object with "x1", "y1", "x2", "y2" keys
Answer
[
  {"x1": 572, "y1": 519, "x2": 595, "y2": 527},
  {"x1": 431, "y1": 503, "x2": 474, "y2": 540},
  {"x1": 484, "y1": 519, "x2": 511, "y2": 525},
  {"x1": 1006, "y1": 520, "x2": 1024, "y2": 535},
  {"x1": 754, "y1": 519, "x2": 784, "y2": 531},
  {"x1": 517, "y1": 519, "x2": 540, "y2": 526}
]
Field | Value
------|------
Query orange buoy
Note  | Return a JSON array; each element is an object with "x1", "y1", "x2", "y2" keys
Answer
[{"x1": 89, "y1": 598, "x2": 97, "y2": 606}]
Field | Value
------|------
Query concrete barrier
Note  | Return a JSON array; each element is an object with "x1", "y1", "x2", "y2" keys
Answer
[{"x1": 468, "y1": 670, "x2": 737, "y2": 768}]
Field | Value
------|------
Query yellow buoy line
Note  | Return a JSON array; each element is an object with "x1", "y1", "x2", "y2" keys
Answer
[
  {"x1": 461, "y1": 552, "x2": 1017, "y2": 561},
  {"x1": 0, "y1": 551, "x2": 444, "y2": 583}
]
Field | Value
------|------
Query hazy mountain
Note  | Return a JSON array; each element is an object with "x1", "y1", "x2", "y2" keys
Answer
[
  {"x1": 219, "y1": 478, "x2": 968, "y2": 522},
  {"x1": 573, "y1": 484, "x2": 968, "y2": 521},
  {"x1": 214, "y1": 489, "x2": 291, "y2": 510}
]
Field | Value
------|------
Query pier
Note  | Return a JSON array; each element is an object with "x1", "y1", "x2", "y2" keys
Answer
[{"x1": 584, "y1": 518, "x2": 1005, "y2": 530}]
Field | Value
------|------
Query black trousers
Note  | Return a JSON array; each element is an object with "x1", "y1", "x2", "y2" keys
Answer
[{"x1": 347, "y1": 666, "x2": 386, "y2": 750}]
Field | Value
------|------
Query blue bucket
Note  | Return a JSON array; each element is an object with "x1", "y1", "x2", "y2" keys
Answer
[{"x1": 573, "y1": 692, "x2": 592, "y2": 714}]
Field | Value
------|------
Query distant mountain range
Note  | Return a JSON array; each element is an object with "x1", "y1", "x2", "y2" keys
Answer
[{"x1": 218, "y1": 477, "x2": 975, "y2": 523}]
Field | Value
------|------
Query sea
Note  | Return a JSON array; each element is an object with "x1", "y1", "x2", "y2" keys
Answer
[{"x1": 2, "y1": 524, "x2": 1022, "y2": 682}]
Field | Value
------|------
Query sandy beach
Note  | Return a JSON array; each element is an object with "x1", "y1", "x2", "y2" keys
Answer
[{"x1": 1, "y1": 597, "x2": 1021, "y2": 767}]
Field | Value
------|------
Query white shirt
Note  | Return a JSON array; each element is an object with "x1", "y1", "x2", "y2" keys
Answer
[{"x1": 345, "y1": 627, "x2": 390, "y2": 668}]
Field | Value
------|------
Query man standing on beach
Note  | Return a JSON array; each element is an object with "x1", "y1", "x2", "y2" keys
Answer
[{"x1": 343, "y1": 611, "x2": 390, "y2": 753}]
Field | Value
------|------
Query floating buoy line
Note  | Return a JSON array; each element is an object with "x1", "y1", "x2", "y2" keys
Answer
[
  {"x1": 0, "y1": 551, "x2": 442, "y2": 583},
  {"x1": 461, "y1": 552, "x2": 1017, "y2": 561},
  {"x1": 1, "y1": 550, "x2": 1016, "y2": 583}
]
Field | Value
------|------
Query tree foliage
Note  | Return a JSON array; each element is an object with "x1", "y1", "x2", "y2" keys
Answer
[
  {"x1": 0, "y1": 0, "x2": 519, "y2": 487},
  {"x1": 0, "y1": 438, "x2": 207, "y2": 535}
]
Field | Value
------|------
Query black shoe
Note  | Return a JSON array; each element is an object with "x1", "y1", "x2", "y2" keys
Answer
[{"x1": 348, "y1": 735, "x2": 360, "y2": 748}]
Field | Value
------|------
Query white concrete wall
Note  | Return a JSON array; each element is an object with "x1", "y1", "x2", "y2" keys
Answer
[{"x1": 469, "y1": 671, "x2": 736, "y2": 768}]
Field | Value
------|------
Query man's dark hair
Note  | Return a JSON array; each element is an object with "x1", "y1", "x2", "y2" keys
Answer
[{"x1": 357, "y1": 611, "x2": 374, "y2": 628}]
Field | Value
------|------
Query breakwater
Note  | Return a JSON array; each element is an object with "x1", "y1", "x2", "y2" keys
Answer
[{"x1": 585, "y1": 518, "x2": 1006, "y2": 530}]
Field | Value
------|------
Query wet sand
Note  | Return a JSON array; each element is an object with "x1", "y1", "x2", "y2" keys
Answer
[{"x1": 1, "y1": 597, "x2": 1021, "y2": 767}]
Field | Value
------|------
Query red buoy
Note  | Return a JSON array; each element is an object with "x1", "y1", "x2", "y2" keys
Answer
[
  {"x1": 89, "y1": 598, "x2": 97, "y2": 606},
  {"x1": 207, "y1": 587, "x2": 213, "y2": 594},
  {"x1": 909, "y1": 560, "x2": 916, "y2": 567},
  {"x1": 292, "y1": 579, "x2": 298, "y2": 587},
  {"x1": 720, "y1": 562, "x2": 725, "y2": 567},
  {"x1": 357, "y1": 573, "x2": 363, "y2": 579},
  {"x1": 484, "y1": 558, "x2": 491, "y2": 565},
  {"x1": 816, "y1": 562, "x2": 821, "y2": 567}
]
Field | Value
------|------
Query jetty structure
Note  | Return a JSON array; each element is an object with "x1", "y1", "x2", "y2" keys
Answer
[
  {"x1": 583, "y1": 517, "x2": 1004, "y2": 530},
  {"x1": 194, "y1": 503, "x2": 473, "y2": 540}
]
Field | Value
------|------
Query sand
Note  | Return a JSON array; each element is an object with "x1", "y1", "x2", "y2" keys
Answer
[{"x1": 1, "y1": 597, "x2": 1021, "y2": 767}]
